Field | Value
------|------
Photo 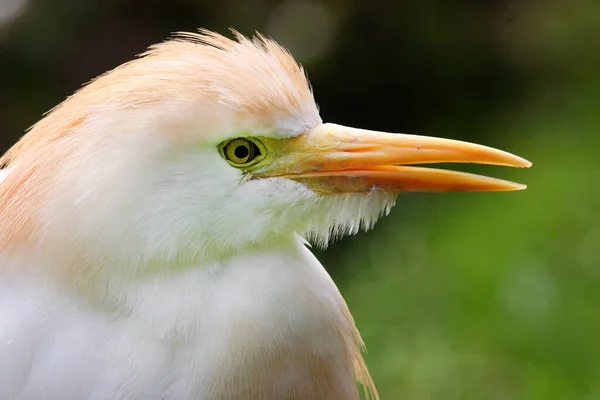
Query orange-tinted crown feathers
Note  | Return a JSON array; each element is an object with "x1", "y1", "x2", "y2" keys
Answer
[{"x1": 1, "y1": 29, "x2": 320, "y2": 167}]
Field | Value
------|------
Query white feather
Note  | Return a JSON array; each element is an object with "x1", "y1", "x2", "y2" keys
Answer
[
  {"x1": 0, "y1": 238, "x2": 359, "y2": 399},
  {"x1": 0, "y1": 169, "x2": 10, "y2": 185}
]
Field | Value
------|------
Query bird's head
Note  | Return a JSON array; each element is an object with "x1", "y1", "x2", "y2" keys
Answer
[{"x1": 0, "y1": 30, "x2": 530, "y2": 277}]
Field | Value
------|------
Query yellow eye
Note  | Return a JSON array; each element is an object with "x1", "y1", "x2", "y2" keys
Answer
[{"x1": 221, "y1": 138, "x2": 264, "y2": 167}]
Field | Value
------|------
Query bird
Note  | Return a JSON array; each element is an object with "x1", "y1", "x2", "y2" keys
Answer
[{"x1": 0, "y1": 29, "x2": 531, "y2": 399}]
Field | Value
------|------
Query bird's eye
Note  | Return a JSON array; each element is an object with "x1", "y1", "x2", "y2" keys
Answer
[{"x1": 220, "y1": 138, "x2": 264, "y2": 167}]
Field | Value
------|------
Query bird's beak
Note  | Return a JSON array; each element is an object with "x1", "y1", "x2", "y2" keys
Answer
[{"x1": 260, "y1": 123, "x2": 531, "y2": 194}]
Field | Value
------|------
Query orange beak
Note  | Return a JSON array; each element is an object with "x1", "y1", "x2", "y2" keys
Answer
[{"x1": 258, "y1": 123, "x2": 531, "y2": 194}]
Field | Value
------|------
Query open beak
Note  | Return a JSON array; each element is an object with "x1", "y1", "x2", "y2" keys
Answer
[{"x1": 260, "y1": 123, "x2": 531, "y2": 194}]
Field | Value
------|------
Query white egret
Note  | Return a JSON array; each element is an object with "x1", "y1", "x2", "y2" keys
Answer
[{"x1": 0, "y1": 30, "x2": 530, "y2": 399}]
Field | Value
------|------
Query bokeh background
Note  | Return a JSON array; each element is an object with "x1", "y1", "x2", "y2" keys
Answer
[{"x1": 1, "y1": 0, "x2": 599, "y2": 398}]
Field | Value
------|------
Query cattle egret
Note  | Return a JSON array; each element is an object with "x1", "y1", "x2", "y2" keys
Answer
[{"x1": 0, "y1": 30, "x2": 530, "y2": 399}]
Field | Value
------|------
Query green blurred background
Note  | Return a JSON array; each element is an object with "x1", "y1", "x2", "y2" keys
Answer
[{"x1": 1, "y1": 0, "x2": 599, "y2": 398}]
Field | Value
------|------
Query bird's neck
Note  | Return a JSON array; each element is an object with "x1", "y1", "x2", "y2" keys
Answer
[
  {"x1": 108, "y1": 236, "x2": 372, "y2": 399},
  {"x1": 3, "y1": 236, "x2": 376, "y2": 398},
  {"x1": 112, "y1": 237, "x2": 342, "y2": 339}
]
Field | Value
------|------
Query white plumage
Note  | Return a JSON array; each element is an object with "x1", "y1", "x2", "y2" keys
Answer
[{"x1": 0, "y1": 239, "x2": 369, "y2": 399}]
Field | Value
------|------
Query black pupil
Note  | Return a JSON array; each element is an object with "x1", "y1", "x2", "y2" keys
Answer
[{"x1": 234, "y1": 145, "x2": 250, "y2": 160}]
